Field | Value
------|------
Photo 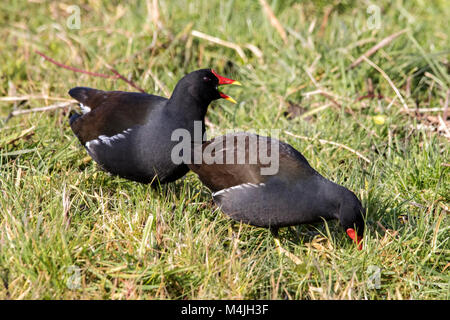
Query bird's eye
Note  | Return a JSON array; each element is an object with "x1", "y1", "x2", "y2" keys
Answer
[{"x1": 203, "y1": 76, "x2": 211, "y2": 82}]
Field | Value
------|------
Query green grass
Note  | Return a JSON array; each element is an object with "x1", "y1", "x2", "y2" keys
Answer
[{"x1": 0, "y1": 0, "x2": 449, "y2": 299}]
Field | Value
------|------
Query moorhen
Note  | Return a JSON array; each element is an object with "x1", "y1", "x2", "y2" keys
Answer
[
  {"x1": 68, "y1": 69, "x2": 240, "y2": 184},
  {"x1": 188, "y1": 132, "x2": 365, "y2": 249}
]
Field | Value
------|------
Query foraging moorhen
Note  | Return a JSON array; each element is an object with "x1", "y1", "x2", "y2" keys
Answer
[
  {"x1": 188, "y1": 132, "x2": 364, "y2": 249},
  {"x1": 69, "y1": 69, "x2": 240, "y2": 184}
]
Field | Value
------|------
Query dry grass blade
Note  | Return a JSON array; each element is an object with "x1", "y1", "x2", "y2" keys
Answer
[
  {"x1": 303, "y1": 89, "x2": 355, "y2": 116},
  {"x1": 443, "y1": 263, "x2": 450, "y2": 272},
  {"x1": 191, "y1": 30, "x2": 247, "y2": 62},
  {"x1": 431, "y1": 212, "x2": 444, "y2": 252},
  {"x1": 244, "y1": 43, "x2": 264, "y2": 64},
  {"x1": 407, "y1": 107, "x2": 447, "y2": 113},
  {"x1": 1, "y1": 148, "x2": 37, "y2": 156},
  {"x1": 9, "y1": 102, "x2": 75, "y2": 116},
  {"x1": 274, "y1": 238, "x2": 302, "y2": 265},
  {"x1": 0, "y1": 96, "x2": 73, "y2": 102},
  {"x1": 349, "y1": 29, "x2": 408, "y2": 69},
  {"x1": 258, "y1": 0, "x2": 288, "y2": 44},
  {"x1": 318, "y1": 6, "x2": 333, "y2": 38},
  {"x1": 363, "y1": 56, "x2": 409, "y2": 111},
  {"x1": 148, "y1": 0, "x2": 163, "y2": 30},
  {"x1": 3, "y1": 126, "x2": 35, "y2": 145},
  {"x1": 443, "y1": 89, "x2": 449, "y2": 120},
  {"x1": 437, "y1": 115, "x2": 450, "y2": 138},
  {"x1": 300, "y1": 103, "x2": 332, "y2": 119},
  {"x1": 146, "y1": 69, "x2": 170, "y2": 98}
]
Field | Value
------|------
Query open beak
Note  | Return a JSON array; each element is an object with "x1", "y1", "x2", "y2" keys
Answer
[
  {"x1": 346, "y1": 228, "x2": 363, "y2": 250},
  {"x1": 211, "y1": 69, "x2": 241, "y2": 104}
]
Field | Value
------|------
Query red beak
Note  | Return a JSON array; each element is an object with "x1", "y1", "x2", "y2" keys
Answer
[
  {"x1": 211, "y1": 69, "x2": 241, "y2": 85},
  {"x1": 346, "y1": 228, "x2": 363, "y2": 250},
  {"x1": 211, "y1": 69, "x2": 241, "y2": 104}
]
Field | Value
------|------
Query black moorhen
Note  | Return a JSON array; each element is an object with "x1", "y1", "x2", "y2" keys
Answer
[
  {"x1": 188, "y1": 132, "x2": 364, "y2": 249},
  {"x1": 68, "y1": 69, "x2": 240, "y2": 184}
]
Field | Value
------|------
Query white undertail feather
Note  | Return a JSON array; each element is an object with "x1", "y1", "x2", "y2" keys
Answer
[{"x1": 79, "y1": 103, "x2": 91, "y2": 114}]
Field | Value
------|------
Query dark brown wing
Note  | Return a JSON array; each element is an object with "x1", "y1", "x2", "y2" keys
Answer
[
  {"x1": 188, "y1": 132, "x2": 315, "y2": 192},
  {"x1": 69, "y1": 87, "x2": 167, "y2": 144}
]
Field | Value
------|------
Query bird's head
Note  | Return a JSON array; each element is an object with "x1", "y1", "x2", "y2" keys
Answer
[
  {"x1": 175, "y1": 69, "x2": 241, "y2": 105},
  {"x1": 338, "y1": 190, "x2": 365, "y2": 250}
]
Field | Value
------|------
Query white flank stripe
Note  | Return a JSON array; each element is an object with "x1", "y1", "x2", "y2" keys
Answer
[
  {"x1": 212, "y1": 182, "x2": 266, "y2": 197},
  {"x1": 85, "y1": 128, "x2": 133, "y2": 150}
]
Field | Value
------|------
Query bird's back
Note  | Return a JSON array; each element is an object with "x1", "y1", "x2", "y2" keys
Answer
[
  {"x1": 189, "y1": 132, "x2": 348, "y2": 228},
  {"x1": 68, "y1": 87, "x2": 189, "y2": 183}
]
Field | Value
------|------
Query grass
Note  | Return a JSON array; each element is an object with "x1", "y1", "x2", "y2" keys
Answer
[{"x1": 0, "y1": 0, "x2": 449, "y2": 299}]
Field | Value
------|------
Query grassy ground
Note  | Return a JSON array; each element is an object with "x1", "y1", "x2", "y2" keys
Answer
[{"x1": 0, "y1": 0, "x2": 449, "y2": 299}]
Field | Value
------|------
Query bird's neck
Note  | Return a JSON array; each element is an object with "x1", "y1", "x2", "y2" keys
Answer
[{"x1": 167, "y1": 85, "x2": 210, "y2": 120}]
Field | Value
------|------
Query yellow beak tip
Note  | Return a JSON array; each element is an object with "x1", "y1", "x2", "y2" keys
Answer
[
  {"x1": 232, "y1": 80, "x2": 242, "y2": 86},
  {"x1": 225, "y1": 96, "x2": 238, "y2": 104}
]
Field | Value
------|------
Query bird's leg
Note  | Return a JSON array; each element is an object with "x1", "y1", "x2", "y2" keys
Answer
[
  {"x1": 270, "y1": 227, "x2": 283, "y2": 255},
  {"x1": 269, "y1": 227, "x2": 279, "y2": 237},
  {"x1": 269, "y1": 227, "x2": 283, "y2": 254},
  {"x1": 271, "y1": 227, "x2": 302, "y2": 265}
]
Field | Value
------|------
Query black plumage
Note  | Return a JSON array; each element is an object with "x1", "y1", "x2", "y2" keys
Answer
[
  {"x1": 188, "y1": 132, "x2": 364, "y2": 248},
  {"x1": 69, "y1": 69, "x2": 239, "y2": 184}
]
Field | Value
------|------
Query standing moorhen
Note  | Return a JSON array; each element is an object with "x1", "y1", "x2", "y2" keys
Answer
[
  {"x1": 68, "y1": 69, "x2": 240, "y2": 184},
  {"x1": 188, "y1": 132, "x2": 365, "y2": 249}
]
